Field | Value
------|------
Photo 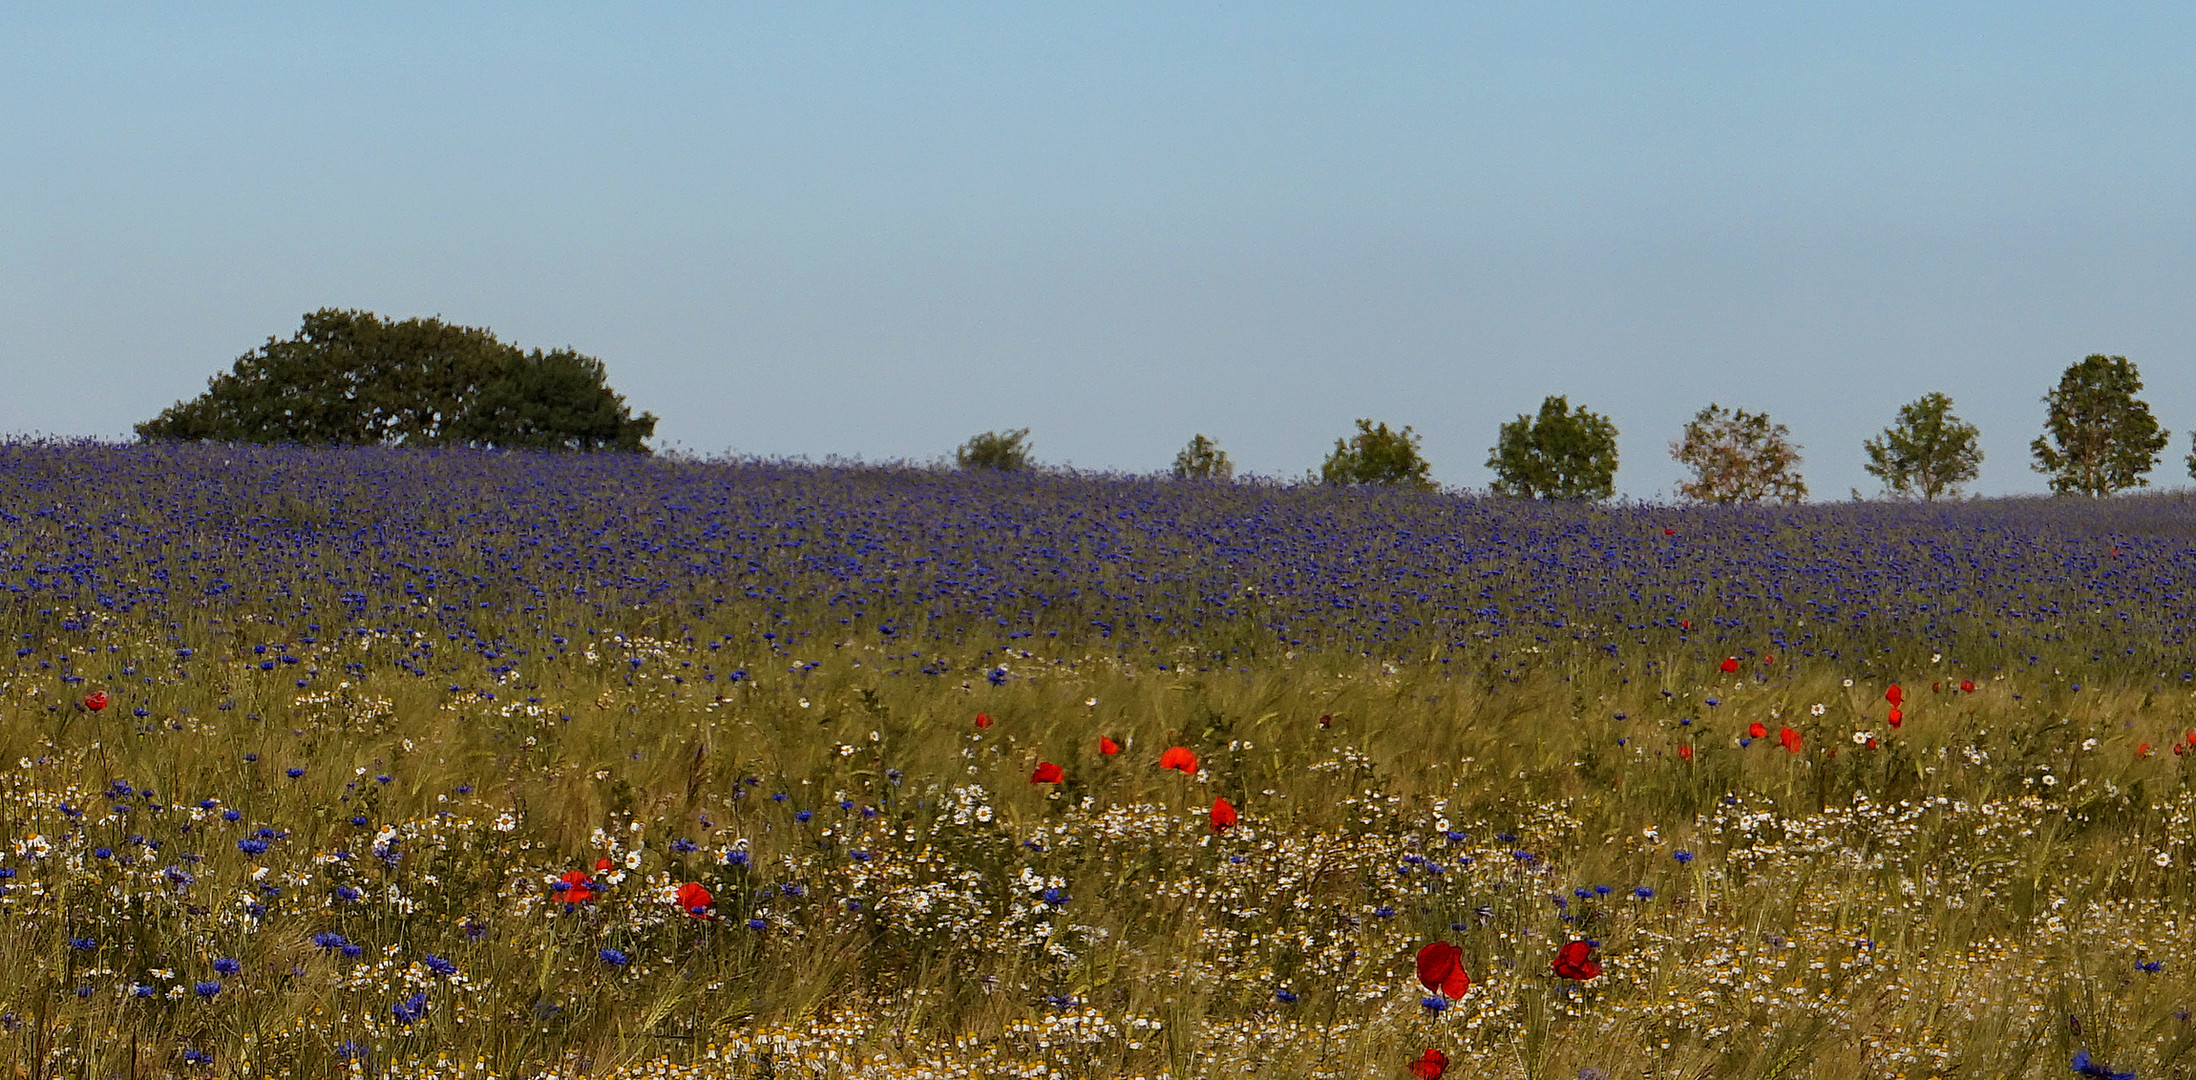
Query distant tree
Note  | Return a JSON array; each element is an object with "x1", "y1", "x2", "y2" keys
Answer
[
  {"x1": 1486, "y1": 395, "x2": 1619, "y2": 500},
  {"x1": 1670, "y1": 404, "x2": 1806, "y2": 503},
  {"x1": 1862, "y1": 391, "x2": 1983, "y2": 500},
  {"x1": 2031, "y1": 355, "x2": 2168, "y2": 496},
  {"x1": 1171, "y1": 434, "x2": 1234, "y2": 481},
  {"x1": 1319, "y1": 419, "x2": 1433, "y2": 489},
  {"x1": 136, "y1": 309, "x2": 656, "y2": 451},
  {"x1": 956, "y1": 428, "x2": 1033, "y2": 471}
]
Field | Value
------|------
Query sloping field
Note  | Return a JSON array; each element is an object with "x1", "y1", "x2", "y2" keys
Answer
[{"x1": 0, "y1": 442, "x2": 2190, "y2": 1078}]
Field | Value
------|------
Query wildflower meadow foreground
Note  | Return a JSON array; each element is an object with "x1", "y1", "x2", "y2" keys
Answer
[{"x1": 2, "y1": 442, "x2": 2193, "y2": 1079}]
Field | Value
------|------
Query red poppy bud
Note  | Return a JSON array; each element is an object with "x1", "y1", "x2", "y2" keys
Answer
[
  {"x1": 1159, "y1": 746, "x2": 1198, "y2": 774},
  {"x1": 1677, "y1": 743, "x2": 1694, "y2": 761},
  {"x1": 1960, "y1": 679, "x2": 1976, "y2": 693},
  {"x1": 1409, "y1": 1048, "x2": 1449, "y2": 1079},
  {"x1": 1748, "y1": 722, "x2": 1767, "y2": 739},
  {"x1": 1318, "y1": 713, "x2": 1333, "y2": 728},
  {"x1": 1778, "y1": 726, "x2": 1802, "y2": 753},
  {"x1": 2137, "y1": 743, "x2": 2153, "y2": 758},
  {"x1": 1031, "y1": 762, "x2": 1064, "y2": 784},
  {"x1": 1887, "y1": 707, "x2": 1902, "y2": 728},
  {"x1": 1762, "y1": 655, "x2": 1774, "y2": 665},
  {"x1": 1866, "y1": 738, "x2": 1877, "y2": 749},
  {"x1": 1098, "y1": 737, "x2": 1120, "y2": 756},
  {"x1": 83, "y1": 691, "x2": 108, "y2": 712},
  {"x1": 1209, "y1": 797, "x2": 1237, "y2": 832},
  {"x1": 973, "y1": 712, "x2": 993, "y2": 729}
]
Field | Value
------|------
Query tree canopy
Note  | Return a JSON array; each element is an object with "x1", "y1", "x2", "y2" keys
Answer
[
  {"x1": 1487, "y1": 395, "x2": 1619, "y2": 500},
  {"x1": 136, "y1": 309, "x2": 657, "y2": 451},
  {"x1": 955, "y1": 428, "x2": 1034, "y2": 471},
  {"x1": 1171, "y1": 434, "x2": 1234, "y2": 481},
  {"x1": 2031, "y1": 355, "x2": 2167, "y2": 496},
  {"x1": 1670, "y1": 404, "x2": 1806, "y2": 504},
  {"x1": 1862, "y1": 392, "x2": 1983, "y2": 500},
  {"x1": 1320, "y1": 420, "x2": 1433, "y2": 489}
]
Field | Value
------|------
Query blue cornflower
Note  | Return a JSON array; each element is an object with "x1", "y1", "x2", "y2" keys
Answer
[
  {"x1": 794, "y1": 810, "x2": 813, "y2": 823},
  {"x1": 2071, "y1": 1050, "x2": 2134, "y2": 1080},
  {"x1": 1041, "y1": 887, "x2": 1070, "y2": 906},
  {"x1": 423, "y1": 954, "x2": 458, "y2": 976},
  {"x1": 1634, "y1": 887, "x2": 1655, "y2": 899},
  {"x1": 2137, "y1": 960, "x2": 2165, "y2": 973},
  {"x1": 1673, "y1": 851, "x2": 1695, "y2": 864},
  {"x1": 333, "y1": 886, "x2": 360, "y2": 902},
  {"x1": 1275, "y1": 988, "x2": 1299, "y2": 1003},
  {"x1": 212, "y1": 958, "x2": 240, "y2": 975},
  {"x1": 311, "y1": 931, "x2": 349, "y2": 950},
  {"x1": 392, "y1": 991, "x2": 429, "y2": 1023},
  {"x1": 67, "y1": 936, "x2": 95, "y2": 951},
  {"x1": 285, "y1": 768, "x2": 304, "y2": 778},
  {"x1": 746, "y1": 918, "x2": 766, "y2": 931},
  {"x1": 182, "y1": 1048, "x2": 212, "y2": 1065},
  {"x1": 237, "y1": 838, "x2": 267, "y2": 855},
  {"x1": 1420, "y1": 996, "x2": 1448, "y2": 1012},
  {"x1": 93, "y1": 847, "x2": 112, "y2": 859},
  {"x1": 193, "y1": 980, "x2": 221, "y2": 999},
  {"x1": 670, "y1": 838, "x2": 698, "y2": 853},
  {"x1": 132, "y1": 984, "x2": 156, "y2": 998},
  {"x1": 598, "y1": 948, "x2": 630, "y2": 966}
]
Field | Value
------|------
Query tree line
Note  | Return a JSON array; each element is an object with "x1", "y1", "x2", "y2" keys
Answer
[
  {"x1": 139, "y1": 315, "x2": 2176, "y2": 499},
  {"x1": 964, "y1": 354, "x2": 2183, "y2": 500}
]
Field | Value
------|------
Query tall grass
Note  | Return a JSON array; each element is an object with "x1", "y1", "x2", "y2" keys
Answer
[{"x1": 0, "y1": 443, "x2": 2188, "y2": 1078}]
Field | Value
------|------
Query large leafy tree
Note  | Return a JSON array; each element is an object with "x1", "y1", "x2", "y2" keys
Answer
[
  {"x1": 1486, "y1": 395, "x2": 1619, "y2": 500},
  {"x1": 1670, "y1": 404, "x2": 1806, "y2": 503},
  {"x1": 1319, "y1": 419, "x2": 1433, "y2": 489},
  {"x1": 2031, "y1": 355, "x2": 2168, "y2": 496},
  {"x1": 136, "y1": 309, "x2": 656, "y2": 451},
  {"x1": 1862, "y1": 392, "x2": 1983, "y2": 500}
]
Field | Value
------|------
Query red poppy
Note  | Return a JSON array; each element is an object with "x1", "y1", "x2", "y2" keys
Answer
[
  {"x1": 974, "y1": 712, "x2": 994, "y2": 729},
  {"x1": 1762, "y1": 655, "x2": 1775, "y2": 665},
  {"x1": 1209, "y1": 797, "x2": 1237, "y2": 832},
  {"x1": 1662, "y1": 527, "x2": 1676, "y2": 536},
  {"x1": 1677, "y1": 743, "x2": 1694, "y2": 761},
  {"x1": 2186, "y1": 731, "x2": 2196, "y2": 746},
  {"x1": 1866, "y1": 737, "x2": 1878, "y2": 749},
  {"x1": 1679, "y1": 619, "x2": 1691, "y2": 630},
  {"x1": 1884, "y1": 684, "x2": 1903, "y2": 706},
  {"x1": 1778, "y1": 726, "x2": 1802, "y2": 753},
  {"x1": 2137, "y1": 742, "x2": 2153, "y2": 758},
  {"x1": 1719, "y1": 657, "x2": 1738, "y2": 673},
  {"x1": 595, "y1": 858, "x2": 614, "y2": 873},
  {"x1": 1748, "y1": 722, "x2": 1767, "y2": 739},
  {"x1": 1318, "y1": 713, "x2": 1333, "y2": 728},
  {"x1": 676, "y1": 881, "x2": 713, "y2": 917},
  {"x1": 83, "y1": 691, "x2": 108, "y2": 712},
  {"x1": 557, "y1": 870, "x2": 596, "y2": 903},
  {"x1": 1159, "y1": 746, "x2": 1199, "y2": 774},
  {"x1": 1409, "y1": 1048, "x2": 1450, "y2": 1079},
  {"x1": 1551, "y1": 940, "x2": 1602, "y2": 980},
  {"x1": 1960, "y1": 679, "x2": 1976, "y2": 693},
  {"x1": 1415, "y1": 941, "x2": 1471, "y2": 998},
  {"x1": 1031, "y1": 762, "x2": 1064, "y2": 784},
  {"x1": 1887, "y1": 707, "x2": 1902, "y2": 729},
  {"x1": 1098, "y1": 737, "x2": 1120, "y2": 756}
]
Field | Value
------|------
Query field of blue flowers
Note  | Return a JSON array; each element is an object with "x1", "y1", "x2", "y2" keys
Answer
[{"x1": 1, "y1": 441, "x2": 2192, "y2": 1079}]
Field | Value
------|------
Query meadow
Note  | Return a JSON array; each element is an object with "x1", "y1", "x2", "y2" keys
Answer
[{"x1": 0, "y1": 440, "x2": 2192, "y2": 1080}]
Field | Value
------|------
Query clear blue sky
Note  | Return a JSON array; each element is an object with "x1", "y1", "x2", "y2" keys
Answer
[{"x1": 5, "y1": 3, "x2": 2192, "y2": 498}]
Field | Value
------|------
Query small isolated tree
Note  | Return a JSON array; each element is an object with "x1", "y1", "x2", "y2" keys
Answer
[
  {"x1": 955, "y1": 428, "x2": 1033, "y2": 471},
  {"x1": 1319, "y1": 419, "x2": 1433, "y2": 489},
  {"x1": 1171, "y1": 434, "x2": 1234, "y2": 480},
  {"x1": 2031, "y1": 355, "x2": 2168, "y2": 496},
  {"x1": 1862, "y1": 391, "x2": 1983, "y2": 500},
  {"x1": 1487, "y1": 395, "x2": 1619, "y2": 500},
  {"x1": 1670, "y1": 404, "x2": 1806, "y2": 503},
  {"x1": 136, "y1": 309, "x2": 656, "y2": 450}
]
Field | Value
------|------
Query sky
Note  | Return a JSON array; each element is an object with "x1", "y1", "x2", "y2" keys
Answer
[{"x1": 4, "y1": 2, "x2": 2193, "y2": 500}]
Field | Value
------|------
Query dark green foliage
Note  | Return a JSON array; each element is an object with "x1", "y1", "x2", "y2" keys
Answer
[
  {"x1": 1486, "y1": 395, "x2": 1619, "y2": 500},
  {"x1": 1671, "y1": 404, "x2": 1807, "y2": 503},
  {"x1": 1319, "y1": 419, "x2": 1433, "y2": 489},
  {"x1": 955, "y1": 428, "x2": 1033, "y2": 471},
  {"x1": 2030, "y1": 355, "x2": 2168, "y2": 496},
  {"x1": 1863, "y1": 392, "x2": 1983, "y2": 500},
  {"x1": 135, "y1": 309, "x2": 657, "y2": 451},
  {"x1": 1171, "y1": 434, "x2": 1234, "y2": 481}
]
